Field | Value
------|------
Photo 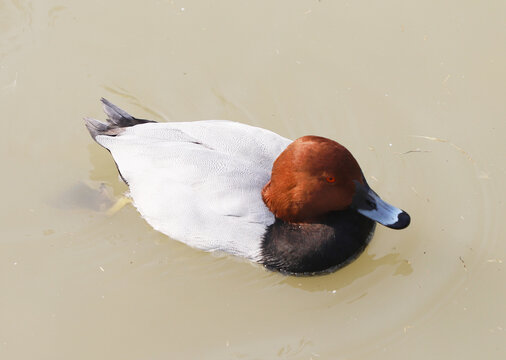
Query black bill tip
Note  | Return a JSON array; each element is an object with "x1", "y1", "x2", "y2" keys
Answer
[{"x1": 386, "y1": 211, "x2": 411, "y2": 230}]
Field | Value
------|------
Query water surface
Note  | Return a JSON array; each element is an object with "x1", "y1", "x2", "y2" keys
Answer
[{"x1": 1, "y1": 1, "x2": 505, "y2": 359}]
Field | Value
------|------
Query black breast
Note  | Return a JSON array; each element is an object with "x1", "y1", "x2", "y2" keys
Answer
[{"x1": 260, "y1": 210, "x2": 375, "y2": 275}]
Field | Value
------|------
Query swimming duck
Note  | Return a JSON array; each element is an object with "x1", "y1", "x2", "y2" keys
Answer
[{"x1": 85, "y1": 99, "x2": 410, "y2": 275}]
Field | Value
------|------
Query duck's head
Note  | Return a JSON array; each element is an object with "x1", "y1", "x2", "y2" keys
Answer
[{"x1": 262, "y1": 136, "x2": 410, "y2": 228}]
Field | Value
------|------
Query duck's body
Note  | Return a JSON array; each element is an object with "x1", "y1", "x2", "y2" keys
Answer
[{"x1": 85, "y1": 99, "x2": 409, "y2": 275}]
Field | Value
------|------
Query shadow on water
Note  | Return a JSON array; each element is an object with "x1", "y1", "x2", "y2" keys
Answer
[
  {"x1": 47, "y1": 180, "x2": 114, "y2": 211},
  {"x1": 279, "y1": 250, "x2": 413, "y2": 293},
  {"x1": 46, "y1": 142, "x2": 127, "y2": 211}
]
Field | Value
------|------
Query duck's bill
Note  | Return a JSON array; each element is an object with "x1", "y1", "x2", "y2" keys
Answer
[{"x1": 351, "y1": 182, "x2": 410, "y2": 229}]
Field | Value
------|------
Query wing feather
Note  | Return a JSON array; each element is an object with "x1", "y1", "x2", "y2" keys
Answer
[{"x1": 96, "y1": 120, "x2": 291, "y2": 259}]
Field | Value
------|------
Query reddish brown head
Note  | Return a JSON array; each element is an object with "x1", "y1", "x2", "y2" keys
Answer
[{"x1": 262, "y1": 136, "x2": 364, "y2": 223}]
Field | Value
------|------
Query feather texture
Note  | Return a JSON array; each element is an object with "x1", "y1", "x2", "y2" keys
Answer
[{"x1": 95, "y1": 120, "x2": 292, "y2": 260}]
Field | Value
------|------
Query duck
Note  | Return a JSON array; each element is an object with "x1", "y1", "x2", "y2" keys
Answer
[{"x1": 85, "y1": 98, "x2": 410, "y2": 275}]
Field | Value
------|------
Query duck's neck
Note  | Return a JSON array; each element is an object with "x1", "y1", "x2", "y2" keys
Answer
[{"x1": 260, "y1": 210, "x2": 375, "y2": 275}]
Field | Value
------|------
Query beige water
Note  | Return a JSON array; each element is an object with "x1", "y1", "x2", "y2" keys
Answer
[{"x1": 1, "y1": 0, "x2": 505, "y2": 359}]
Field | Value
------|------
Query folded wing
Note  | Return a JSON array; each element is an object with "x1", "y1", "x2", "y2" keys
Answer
[{"x1": 92, "y1": 117, "x2": 291, "y2": 260}]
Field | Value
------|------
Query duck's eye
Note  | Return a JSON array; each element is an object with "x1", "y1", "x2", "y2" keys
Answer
[{"x1": 326, "y1": 176, "x2": 336, "y2": 183}]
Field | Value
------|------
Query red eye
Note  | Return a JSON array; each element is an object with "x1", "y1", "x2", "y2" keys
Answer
[{"x1": 326, "y1": 176, "x2": 336, "y2": 183}]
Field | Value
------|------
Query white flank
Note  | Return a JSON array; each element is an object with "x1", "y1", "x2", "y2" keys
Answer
[{"x1": 96, "y1": 120, "x2": 292, "y2": 261}]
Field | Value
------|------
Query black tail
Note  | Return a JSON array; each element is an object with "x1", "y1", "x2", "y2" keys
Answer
[{"x1": 84, "y1": 98, "x2": 156, "y2": 140}]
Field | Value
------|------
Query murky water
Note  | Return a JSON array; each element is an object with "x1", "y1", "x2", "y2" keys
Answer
[{"x1": 1, "y1": 1, "x2": 505, "y2": 359}]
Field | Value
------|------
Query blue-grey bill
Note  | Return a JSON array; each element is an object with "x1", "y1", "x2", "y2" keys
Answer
[{"x1": 351, "y1": 183, "x2": 410, "y2": 229}]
